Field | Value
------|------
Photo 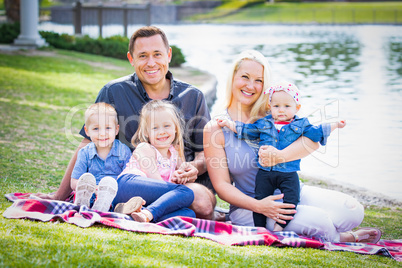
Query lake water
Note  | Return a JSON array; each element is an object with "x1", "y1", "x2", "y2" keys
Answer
[{"x1": 39, "y1": 23, "x2": 402, "y2": 201}]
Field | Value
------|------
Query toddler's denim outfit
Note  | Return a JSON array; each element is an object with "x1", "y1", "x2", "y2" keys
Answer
[{"x1": 235, "y1": 114, "x2": 331, "y2": 228}]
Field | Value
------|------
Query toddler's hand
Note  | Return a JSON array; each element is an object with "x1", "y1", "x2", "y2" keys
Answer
[
  {"x1": 338, "y1": 120, "x2": 346, "y2": 129},
  {"x1": 216, "y1": 118, "x2": 229, "y2": 128}
]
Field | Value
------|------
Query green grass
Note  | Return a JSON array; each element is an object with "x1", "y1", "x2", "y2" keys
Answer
[
  {"x1": 0, "y1": 49, "x2": 401, "y2": 267},
  {"x1": 187, "y1": 1, "x2": 402, "y2": 24}
]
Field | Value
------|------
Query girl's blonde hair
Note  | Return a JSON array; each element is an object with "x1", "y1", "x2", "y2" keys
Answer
[
  {"x1": 132, "y1": 100, "x2": 185, "y2": 161},
  {"x1": 224, "y1": 50, "x2": 273, "y2": 121}
]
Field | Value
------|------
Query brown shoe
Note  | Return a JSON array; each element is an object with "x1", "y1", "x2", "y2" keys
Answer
[
  {"x1": 131, "y1": 209, "x2": 153, "y2": 223},
  {"x1": 114, "y1": 196, "x2": 145, "y2": 214}
]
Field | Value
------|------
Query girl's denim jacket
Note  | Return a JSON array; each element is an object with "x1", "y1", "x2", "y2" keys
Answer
[{"x1": 235, "y1": 115, "x2": 331, "y2": 172}]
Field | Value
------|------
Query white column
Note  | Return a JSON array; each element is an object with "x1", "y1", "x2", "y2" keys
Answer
[{"x1": 14, "y1": 0, "x2": 47, "y2": 47}]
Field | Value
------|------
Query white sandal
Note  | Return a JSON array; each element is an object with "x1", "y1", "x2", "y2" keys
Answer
[{"x1": 348, "y1": 227, "x2": 382, "y2": 244}]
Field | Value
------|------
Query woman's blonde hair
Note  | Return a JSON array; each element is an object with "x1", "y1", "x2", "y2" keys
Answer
[
  {"x1": 224, "y1": 50, "x2": 272, "y2": 121},
  {"x1": 132, "y1": 100, "x2": 185, "y2": 161}
]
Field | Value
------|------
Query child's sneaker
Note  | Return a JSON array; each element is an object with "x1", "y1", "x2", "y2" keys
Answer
[
  {"x1": 74, "y1": 173, "x2": 96, "y2": 207},
  {"x1": 114, "y1": 196, "x2": 145, "y2": 214},
  {"x1": 92, "y1": 176, "x2": 118, "y2": 212},
  {"x1": 130, "y1": 209, "x2": 153, "y2": 223}
]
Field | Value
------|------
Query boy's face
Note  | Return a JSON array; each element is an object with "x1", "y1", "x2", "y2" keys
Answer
[
  {"x1": 270, "y1": 91, "x2": 301, "y2": 122},
  {"x1": 84, "y1": 113, "x2": 119, "y2": 149}
]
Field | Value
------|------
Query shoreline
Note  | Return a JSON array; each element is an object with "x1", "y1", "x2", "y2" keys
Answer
[{"x1": 300, "y1": 174, "x2": 402, "y2": 208}]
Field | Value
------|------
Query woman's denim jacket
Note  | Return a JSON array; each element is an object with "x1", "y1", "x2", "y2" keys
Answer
[{"x1": 235, "y1": 115, "x2": 331, "y2": 172}]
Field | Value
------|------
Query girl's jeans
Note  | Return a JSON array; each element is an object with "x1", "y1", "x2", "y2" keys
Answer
[{"x1": 113, "y1": 173, "x2": 195, "y2": 222}]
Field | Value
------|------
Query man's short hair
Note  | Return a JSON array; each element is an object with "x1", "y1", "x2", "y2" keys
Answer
[{"x1": 128, "y1": 26, "x2": 169, "y2": 57}]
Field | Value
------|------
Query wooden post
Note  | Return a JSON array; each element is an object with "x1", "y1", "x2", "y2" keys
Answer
[
  {"x1": 123, "y1": 3, "x2": 128, "y2": 38},
  {"x1": 146, "y1": 3, "x2": 151, "y2": 26},
  {"x1": 312, "y1": 9, "x2": 316, "y2": 22},
  {"x1": 74, "y1": 1, "x2": 82, "y2": 36},
  {"x1": 395, "y1": 9, "x2": 398, "y2": 24},
  {"x1": 373, "y1": 9, "x2": 376, "y2": 24},
  {"x1": 98, "y1": 3, "x2": 103, "y2": 38}
]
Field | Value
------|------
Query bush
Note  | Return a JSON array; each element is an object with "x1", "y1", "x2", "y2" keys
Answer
[
  {"x1": 99, "y1": 36, "x2": 129, "y2": 60},
  {"x1": 40, "y1": 31, "x2": 75, "y2": 50},
  {"x1": 0, "y1": 22, "x2": 20, "y2": 44},
  {"x1": 170, "y1": 45, "x2": 186, "y2": 67},
  {"x1": 0, "y1": 23, "x2": 186, "y2": 66}
]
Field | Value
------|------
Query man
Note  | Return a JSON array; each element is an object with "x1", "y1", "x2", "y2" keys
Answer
[{"x1": 36, "y1": 26, "x2": 216, "y2": 220}]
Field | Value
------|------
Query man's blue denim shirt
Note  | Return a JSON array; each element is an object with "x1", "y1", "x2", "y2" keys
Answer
[
  {"x1": 235, "y1": 115, "x2": 331, "y2": 172},
  {"x1": 71, "y1": 139, "x2": 132, "y2": 184}
]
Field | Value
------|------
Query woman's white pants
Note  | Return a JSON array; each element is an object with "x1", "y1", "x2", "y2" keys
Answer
[{"x1": 229, "y1": 185, "x2": 364, "y2": 242}]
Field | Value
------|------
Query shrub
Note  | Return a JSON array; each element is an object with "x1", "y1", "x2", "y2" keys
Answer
[
  {"x1": 171, "y1": 45, "x2": 186, "y2": 67},
  {"x1": 0, "y1": 22, "x2": 20, "y2": 44},
  {"x1": 40, "y1": 31, "x2": 75, "y2": 50},
  {"x1": 99, "y1": 36, "x2": 129, "y2": 60},
  {"x1": 0, "y1": 24, "x2": 186, "y2": 66}
]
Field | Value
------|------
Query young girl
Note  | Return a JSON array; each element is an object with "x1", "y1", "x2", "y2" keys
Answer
[{"x1": 114, "y1": 100, "x2": 195, "y2": 222}]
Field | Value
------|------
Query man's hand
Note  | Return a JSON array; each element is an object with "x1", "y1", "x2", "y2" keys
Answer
[{"x1": 171, "y1": 162, "x2": 198, "y2": 184}]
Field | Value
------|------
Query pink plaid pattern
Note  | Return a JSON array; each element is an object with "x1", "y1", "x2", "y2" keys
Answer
[{"x1": 3, "y1": 193, "x2": 401, "y2": 262}]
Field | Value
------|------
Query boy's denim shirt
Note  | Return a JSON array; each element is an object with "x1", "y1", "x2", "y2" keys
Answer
[
  {"x1": 71, "y1": 139, "x2": 132, "y2": 184},
  {"x1": 235, "y1": 115, "x2": 331, "y2": 172}
]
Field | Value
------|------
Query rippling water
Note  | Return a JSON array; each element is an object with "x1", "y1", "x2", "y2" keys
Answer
[{"x1": 39, "y1": 23, "x2": 402, "y2": 201}]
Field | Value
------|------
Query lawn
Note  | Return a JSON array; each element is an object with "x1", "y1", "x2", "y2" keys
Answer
[
  {"x1": 0, "y1": 49, "x2": 401, "y2": 267},
  {"x1": 188, "y1": 1, "x2": 402, "y2": 24}
]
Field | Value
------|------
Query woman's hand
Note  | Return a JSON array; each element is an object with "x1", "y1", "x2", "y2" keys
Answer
[
  {"x1": 258, "y1": 145, "x2": 283, "y2": 167},
  {"x1": 171, "y1": 162, "x2": 198, "y2": 184},
  {"x1": 257, "y1": 194, "x2": 296, "y2": 225}
]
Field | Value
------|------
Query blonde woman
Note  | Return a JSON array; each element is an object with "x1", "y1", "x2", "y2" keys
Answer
[{"x1": 203, "y1": 50, "x2": 381, "y2": 243}]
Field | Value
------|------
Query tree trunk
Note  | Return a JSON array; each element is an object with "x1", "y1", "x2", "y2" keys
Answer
[{"x1": 4, "y1": 0, "x2": 21, "y2": 23}]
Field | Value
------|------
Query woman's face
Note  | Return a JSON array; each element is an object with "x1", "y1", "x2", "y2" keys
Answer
[{"x1": 231, "y1": 60, "x2": 264, "y2": 109}]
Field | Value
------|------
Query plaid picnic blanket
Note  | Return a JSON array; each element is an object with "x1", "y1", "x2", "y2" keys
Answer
[{"x1": 3, "y1": 193, "x2": 401, "y2": 262}]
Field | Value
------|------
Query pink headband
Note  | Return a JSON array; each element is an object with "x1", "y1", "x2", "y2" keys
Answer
[{"x1": 266, "y1": 83, "x2": 300, "y2": 105}]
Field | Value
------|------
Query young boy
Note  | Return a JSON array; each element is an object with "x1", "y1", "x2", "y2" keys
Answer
[
  {"x1": 217, "y1": 82, "x2": 346, "y2": 231},
  {"x1": 71, "y1": 103, "x2": 132, "y2": 212}
]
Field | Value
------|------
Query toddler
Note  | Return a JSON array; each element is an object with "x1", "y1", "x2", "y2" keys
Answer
[
  {"x1": 71, "y1": 102, "x2": 131, "y2": 212},
  {"x1": 217, "y1": 82, "x2": 346, "y2": 231}
]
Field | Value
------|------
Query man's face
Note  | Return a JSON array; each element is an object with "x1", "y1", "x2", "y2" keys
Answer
[{"x1": 128, "y1": 35, "x2": 172, "y2": 89}]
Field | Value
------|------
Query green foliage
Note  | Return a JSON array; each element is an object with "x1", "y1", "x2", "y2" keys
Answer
[
  {"x1": 0, "y1": 22, "x2": 19, "y2": 44},
  {"x1": 170, "y1": 45, "x2": 186, "y2": 67},
  {"x1": 0, "y1": 24, "x2": 186, "y2": 65},
  {"x1": 189, "y1": 1, "x2": 402, "y2": 24},
  {"x1": 275, "y1": 0, "x2": 302, "y2": 3},
  {"x1": 40, "y1": 31, "x2": 75, "y2": 50}
]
